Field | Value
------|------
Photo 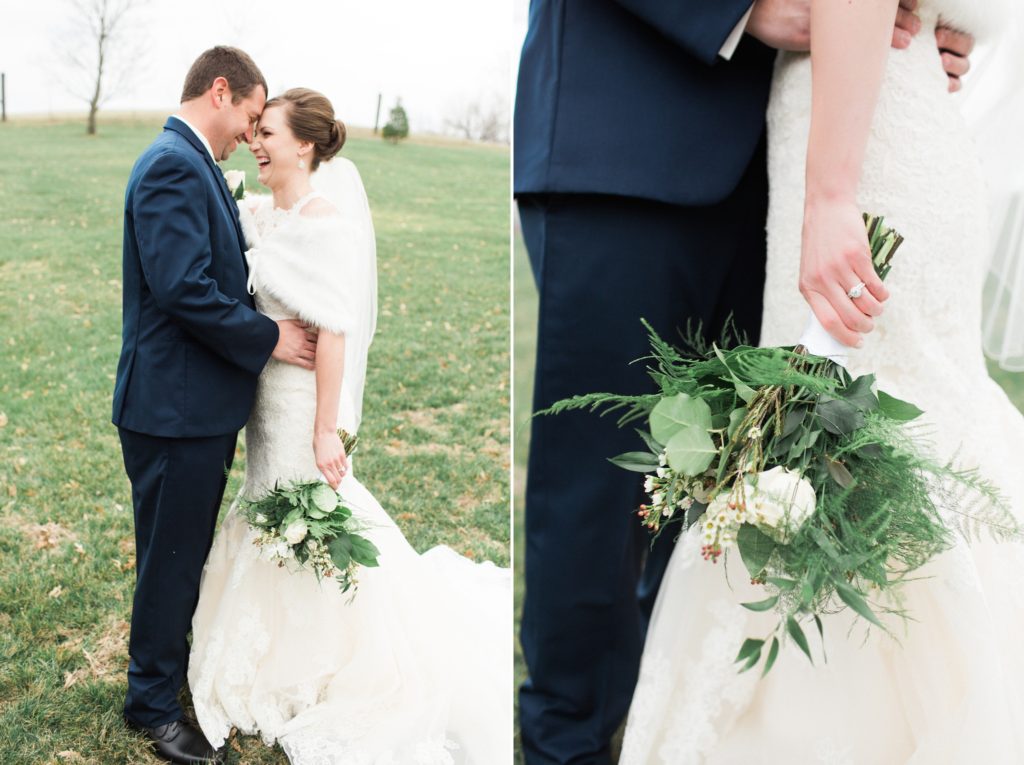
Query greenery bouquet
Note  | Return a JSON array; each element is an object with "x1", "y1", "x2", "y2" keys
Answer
[
  {"x1": 546, "y1": 215, "x2": 1016, "y2": 675},
  {"x1": 239, "y1": 430, "x2": 380, "y2": 596}
]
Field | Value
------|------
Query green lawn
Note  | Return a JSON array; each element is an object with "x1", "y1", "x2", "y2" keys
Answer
[
  {"x1": 0, "y1": 118, "x2": 510, "y2": 764},
  {"x1": 511, "y1": 212, "x2": 1024, "y2": 764}
]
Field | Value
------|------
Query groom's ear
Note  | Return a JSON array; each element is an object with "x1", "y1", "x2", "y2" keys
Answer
[{"x1": 211, "y1": 77, "x2": 231, "y2": 108}]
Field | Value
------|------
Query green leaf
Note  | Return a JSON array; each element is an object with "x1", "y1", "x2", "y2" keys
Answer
[
  {"x1": 349, "y1": 535, "x2": 380, "y2": 567},
  {"x1": 737, "y1": 524, "x2": 776, "y2": 578},
  {"x1": 786, "y1": 616, "x2": 813, "y2": 664},
  {"x1": 311, "y1": 484, "x2": 339, "y2": 513},
  {"x1": 808, "y1": 527, "x2": 841, "y2": 562},
  {"x1": 877, "y1": 390, "x2": 924, "y2": 422},
  {"x1": 840, "y1": 374, "x2": 878, "y2": 412},
  {"x1": 635, "y1": 429, "x2": 664, "y2": 455},
  {"x1": 649, "y1": 393, "x2": 713, "y2": 444},
  {"x1": 727, "y1": 407, "x2": 748, "y2": 439},
  {"x1": 328, "y1": 535, "x2": 353, "y2": 569},
  {"x1": 609, "y1": 452, "x2": 660, "y2": 473},
  {"x1": 813, "y1": 614, "x2": 828, "y2": 663},
  {"x1": 766, "y1": 577, "x2": 798, "y2": 591},
  {"x1": 762, "y1": 636, "x2": 780, "y2": 676},
  {"x1": 734, "y1": 380, "x2": 756, "y2": 404},
  {"x1": 735, "y1": 638, "x2": 765, "y2": 664},
  {"x1": 834, "y1": 581, "x2": 883, "y2": 627},
  {"x1": 815, "y1": 397, "x2": 865, "y2": 436},
  {"x1": 739, "y1": 646, "x2": 763, "y2": 674},
  {"x1": 741, "y1": 594, "x2": 779, "y2": 612},
  {"x1": 684, "y1": 501, "x2": 706, "y2": 529},
  {"x1": 665, "y1": 425, "x2": 717, "y2": 477},
  {"x1": 825, "y1": 458, "x2": 855, "y2": 488},
  {"x1": 781, "y1": 407, "x2": 807, "y2": 438}
]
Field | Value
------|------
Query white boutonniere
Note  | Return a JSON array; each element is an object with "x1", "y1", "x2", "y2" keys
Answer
[{"x1": 223, "y1": 169, "x2": 246, "y2": 200}]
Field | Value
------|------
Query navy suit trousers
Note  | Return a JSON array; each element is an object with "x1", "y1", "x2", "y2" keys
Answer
[
  {"x1": 518, "y1": 137, "x2": 768, "y2": 764},
  {"x1": 118, "y1": 427, "x2": 237, "y2": 727}
]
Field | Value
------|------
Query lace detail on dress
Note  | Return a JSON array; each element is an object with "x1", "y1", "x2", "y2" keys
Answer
[
  {"x1": 620, "y1": 532, "x2": 758, "y2": 765},
  {"x1": 281, "y1": 732, "x2": 459, "y2": 765}
]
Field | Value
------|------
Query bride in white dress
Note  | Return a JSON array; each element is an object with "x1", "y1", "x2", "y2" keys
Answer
[
  {"x1": 621, "y1": 1, "x2": 1024, "y2": 762},
  {"x1": 186, "y1": 88, "x2": 511, "y2": 764}
]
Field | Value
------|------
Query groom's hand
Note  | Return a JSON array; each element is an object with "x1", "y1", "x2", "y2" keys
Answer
[
  {"x1": 748, "y1": 0, "x2": 920, "y2": 52},
  {"x1": 272, "y1": 319, "x2": 317, "y2": 370}
]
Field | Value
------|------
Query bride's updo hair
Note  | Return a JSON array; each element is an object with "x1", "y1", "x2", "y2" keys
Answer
[{"x1": 264, "y1": 87, "x2": 347, "y2": 171}]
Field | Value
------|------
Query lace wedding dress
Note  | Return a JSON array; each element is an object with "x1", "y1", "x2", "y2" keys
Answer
[
  {"x1": 621, "y1": 2, "x2": 1024, "y2": 762},
  {"x1": 187, "y1": 160, "x2": 511, "y2": 764}
]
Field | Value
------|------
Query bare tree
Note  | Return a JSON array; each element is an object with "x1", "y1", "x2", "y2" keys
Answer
[
  {"x1": 445, "y1": 96, "x2": 509, "y2": 144},
  {"x1": 62, "y1": 0, "x2": 148, "y2": 135}
]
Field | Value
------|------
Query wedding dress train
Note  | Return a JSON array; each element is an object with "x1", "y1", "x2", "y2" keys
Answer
[
  {"x1": 621, "y1": 2, "x2": 1024, "y2": 762},
  {"x1": 187, "y1": 161, "x2": 511, "y2": 764}
]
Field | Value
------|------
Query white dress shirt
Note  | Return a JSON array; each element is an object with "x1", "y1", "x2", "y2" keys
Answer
[
  {"x1": 170, "y1": 114, "x2": 216, "y2": 162},
  {"x1": 719, "y1": 5, "x2": 755, "y2": 60}
]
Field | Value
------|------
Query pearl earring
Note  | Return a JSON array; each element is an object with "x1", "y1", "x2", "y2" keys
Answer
[{"x1": 298, "y1": 157, "x2": 306, "y2": 170}]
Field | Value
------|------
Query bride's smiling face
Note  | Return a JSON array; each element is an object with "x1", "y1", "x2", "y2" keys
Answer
[{"x1": 250, "y1": 105, "x2": 313, "y2": 190}]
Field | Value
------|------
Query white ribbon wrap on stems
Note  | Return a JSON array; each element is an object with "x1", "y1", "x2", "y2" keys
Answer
[{"x1": 798, "y1": 312, "x2": 851, "y2": 368}]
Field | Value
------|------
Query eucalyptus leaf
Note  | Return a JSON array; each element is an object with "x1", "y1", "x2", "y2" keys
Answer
[
  {"x1": 877, "y1": 390, "x2": 924, "y2": 421},
  {"x1": 735, "y1": 638, "x2": 765, "y2": 664},
  {"x1": 311, "y1": 483, "x2": 339, "y2": 513},
  {"x1": 665, "y1": 425, "x2": 717, "y2": 477},
  {"x1": 766, "y1": 576, "x2": 798, "y2": 591},
  {"x1": 762, "y1": 636, "x2": 780, "y2": 676},
  {"x1": 835, "y1": 581, "x2": 883, "y2": 627},
  {"x1": 741, "y1": 594, "x2": 779, "y2": 612},
  {"x1": 737, "y1": 523, "x2": 775, "y2": 578},
  {"x1": 786, "y1": 616, "x2": 814, "y2": 664},
  {"x1": 649, "y1": 393, "x2": 713, "y2": 444},
  {"x1": 826, "y1": 458, "x2": 855, "y2": 488},
  {"x1": 609, "y1": 452, "x2": 660, "y2": 473}
]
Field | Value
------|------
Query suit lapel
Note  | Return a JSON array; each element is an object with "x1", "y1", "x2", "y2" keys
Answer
[{"x1": 164, "y1": 118, "x2": 247, "y2": 253}]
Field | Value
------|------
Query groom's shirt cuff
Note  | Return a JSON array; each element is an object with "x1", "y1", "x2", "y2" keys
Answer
[{"x1": 719, "y1": 5, "x2": 754, "y2": 61}]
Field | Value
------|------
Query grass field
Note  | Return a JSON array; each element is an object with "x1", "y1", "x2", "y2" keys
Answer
[
  {"x1": 0, "y1": 117, "x2": 510, "y2": 764},
  {"x1": 511, "y1": 217, "x2": 1024, "y2": 763}
]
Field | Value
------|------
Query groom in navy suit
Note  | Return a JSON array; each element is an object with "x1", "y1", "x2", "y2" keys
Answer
[
  {"x1": 113, "y1": 47, "x2": 316, "y2": 764},
  {"x1": 515, "y1": 2, "x2": 975, "y2": 762}
]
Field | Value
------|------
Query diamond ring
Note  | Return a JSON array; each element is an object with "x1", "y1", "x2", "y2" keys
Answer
[{"x1": 847, "y1": 282, "x2": 866, "y2": 300}]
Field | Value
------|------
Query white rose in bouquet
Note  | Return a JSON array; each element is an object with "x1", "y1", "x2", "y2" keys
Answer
[
  {"x1": 748, "y1": 466, "x2": 817, "y2": 538},
  {"x1": 284, "y1": 519, "x2": 309, "y2": 545}
]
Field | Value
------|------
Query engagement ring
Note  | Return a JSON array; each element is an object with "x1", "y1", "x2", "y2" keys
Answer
[{"x1": 847, "y1": 282, "x2": 866, "y2": 300}]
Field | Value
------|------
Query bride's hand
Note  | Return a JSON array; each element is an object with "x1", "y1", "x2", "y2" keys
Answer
[
  {"x1": 314, "y1": 431, "x2": 349, "y2": 490},
  {"x1": 799, "y1": 196, "x2": 889, "y2": 348}
]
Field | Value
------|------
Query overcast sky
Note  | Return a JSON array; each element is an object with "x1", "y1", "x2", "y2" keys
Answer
[{"x1": 1, "y1": 0, "x2": 511, "y2": 133}]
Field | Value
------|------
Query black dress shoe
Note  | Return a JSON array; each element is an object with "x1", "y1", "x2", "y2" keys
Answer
[{"x1": 125, "y1": 717, "x2": 222, "y2": 764}]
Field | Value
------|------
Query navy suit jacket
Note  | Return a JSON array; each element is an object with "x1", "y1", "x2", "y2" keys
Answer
[
  {"x1": 112, "y1": 117, "x2": 279, "y2": 438},
  {"x1": 514, "y1": 0, "x2": 776, "y2": 206}
]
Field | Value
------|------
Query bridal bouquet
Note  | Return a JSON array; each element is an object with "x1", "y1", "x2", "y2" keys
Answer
[
  {"x1": 240, "y1": 430, "x2": 380, "y2": 596},
  {"x1": 546, "y1": 215, "x2": 1016, "y2": 675}
]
